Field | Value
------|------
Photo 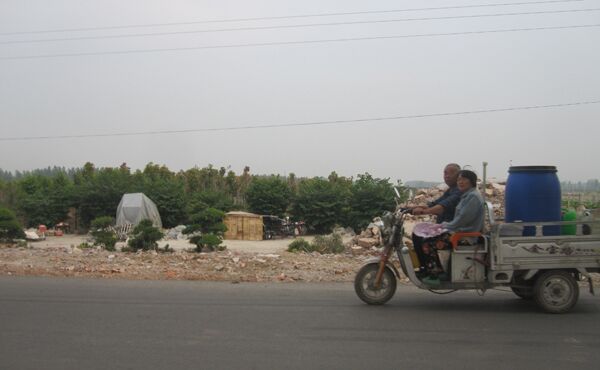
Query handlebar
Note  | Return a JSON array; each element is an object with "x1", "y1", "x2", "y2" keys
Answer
[{"x1": 397, "y1": 207, "x2": 413, "y2": 215}]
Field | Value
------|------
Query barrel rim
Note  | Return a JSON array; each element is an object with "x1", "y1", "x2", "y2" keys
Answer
[{"x1": 508, "y1": 165, "x2": 557, "y2": 173}]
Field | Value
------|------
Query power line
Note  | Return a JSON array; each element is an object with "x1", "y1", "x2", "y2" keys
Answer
[
  {"x1": 1, "y1": 100, "x2": 598, "y2": 142},
  {"x1": 2, "y1": 23, "x2": 598, "y2": 61},
  {"x1": 0, "y1": 0, "x2": 584, "y2": 35},
  {"x1": 3, "y1": 7, "x2": 598, "y2": 45}
]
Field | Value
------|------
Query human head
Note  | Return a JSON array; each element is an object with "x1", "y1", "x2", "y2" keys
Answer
[
  {"x1": 457, "y1": 169, "x2": 477, "y2": 191},
  {"x1": 443, "y1": 163, "x2": 461, "y2": 187}
]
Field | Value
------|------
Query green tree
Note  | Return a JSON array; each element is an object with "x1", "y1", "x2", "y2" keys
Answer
[
  {"x1": 246, "y1": 176, "x2": 291, "y2": 216},
  {"x1": 183, "y1": 208, "x2": 227, "y2": 252},
  {"x1": 290, "y1": 178, "x2": 346, "y2": 233},
  {"x1": 90, "y1": 216, "x2": 117, "y2": 251},
  {"x1": 0, "y1": 179, "x2": 18, "y2": 210},
  {"x1": 127, "y1": 219, "x2": 164, "y2": 251},
  {"x1": 345, "y1": 173, "x2": 397, "y2": 231},
  {"x1": 15, "y1": 174, "x2": 50, "y2": 227},
  {"x1": 15, "y1": 173, "x2": 73, "y2": 227},
  {"x1": 133, "y1": 163, "x2": 186, "y2": 228},
  {"x1": 186, "y1": 190, "x2": 234, "y2": 217},
  {"x1": 0, "y1": 207, "x2": 25, "y2": 241},
  {"x1": 73, "y1": 164, "x2": 132, "y2": 227}
]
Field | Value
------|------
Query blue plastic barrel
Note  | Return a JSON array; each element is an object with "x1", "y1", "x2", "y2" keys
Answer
[{"x1": 505, "y1": 166, "x2": 561, "y2": 236}]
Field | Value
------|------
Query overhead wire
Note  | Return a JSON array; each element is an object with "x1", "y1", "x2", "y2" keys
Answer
[
  {"x1": 2, "y1": 7, "x2": 598, "y2": 45},
  {"x1": 2, "y1": 23, "x2": 598, "y2": 61},
  {"x1": 1, "y1": 100, "x2": 598, "y2": 142},
  {"x1": 0, "y1": 0, "x2": 585, "y2": 35}
]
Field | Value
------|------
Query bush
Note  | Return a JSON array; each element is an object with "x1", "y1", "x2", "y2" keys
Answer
[
  {"x1": 311, "y1": 233, "x2": 345, "y2": 254},
  {"x1": 128, "y1": 219, "x2": 164, "y2": 251},
  {"x1": 287, "y1": 234, "x2": 345, "y2": 254},
  {"x1": 183, "y1": 208, "x2": 227, "y2": 252},
  {"x1": 90, "y1": 216, "x2": 117, "y2": 251},
  {"x1": 287, "y1": 238, "x2": 312, "y2": 253},
  {"x1": 189, "y1": 233, "x2": 226, "y2": 252},
  {"x1": 0, "y1": 207, "x2": 25, "y2": 241}
]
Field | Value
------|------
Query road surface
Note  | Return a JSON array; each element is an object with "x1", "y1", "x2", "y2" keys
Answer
[{"x1": 1, "y1": 277, "x2": 599, "y2": 370}]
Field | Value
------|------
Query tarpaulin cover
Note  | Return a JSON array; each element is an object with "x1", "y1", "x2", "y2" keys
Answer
[{"x1": 116, "y1": 193, "x2": 162, "y2": 228}]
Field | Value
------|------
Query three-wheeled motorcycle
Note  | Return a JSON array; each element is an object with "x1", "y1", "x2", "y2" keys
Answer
[{"x1": 354, "y1": 192, "x2": 600, "y2": 313}]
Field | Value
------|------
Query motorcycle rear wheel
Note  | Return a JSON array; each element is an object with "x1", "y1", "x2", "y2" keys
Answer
[{"x1": 354, "y1": 263, "x2": 397, "y2": 305}]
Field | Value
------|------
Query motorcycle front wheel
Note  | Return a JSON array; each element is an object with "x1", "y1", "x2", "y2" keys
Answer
[{"x1": 354, "y1": 263, "x2": 397, "y2": 305}]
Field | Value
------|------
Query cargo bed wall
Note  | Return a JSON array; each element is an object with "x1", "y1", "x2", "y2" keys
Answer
[{"x1": 490, "y1": 221, "x2": 600, "y2": 271}]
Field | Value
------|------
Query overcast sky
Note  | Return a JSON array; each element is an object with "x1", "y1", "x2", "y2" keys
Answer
[{"x1": 1, "y1": 0, "x2": 598, "y2": 183}]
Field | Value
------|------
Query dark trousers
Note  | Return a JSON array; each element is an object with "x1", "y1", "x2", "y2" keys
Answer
[
  {"x1": 412, "y1": 233, "x2": 428, "y2": 272},
  {"x1": 412, "y1": 233, "x2": 448, "y2": 274}
]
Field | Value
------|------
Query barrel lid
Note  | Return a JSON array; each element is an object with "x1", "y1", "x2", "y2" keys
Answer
[{"x1": 509, "y1": 166, "x2": 557, "y2": 173}]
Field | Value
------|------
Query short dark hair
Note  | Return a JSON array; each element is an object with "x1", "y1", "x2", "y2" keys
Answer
[
  {"x1": 446, "y1": 163, "x2": 461, "y2": 171},
  {"x1": 458, "y1": 169, "x2": 477, "y2": 187}
]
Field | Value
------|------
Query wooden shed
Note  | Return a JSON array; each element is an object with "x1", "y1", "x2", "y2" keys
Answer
[{"x1": 224, "y1": 211, "x2": 263, "y2": 241}]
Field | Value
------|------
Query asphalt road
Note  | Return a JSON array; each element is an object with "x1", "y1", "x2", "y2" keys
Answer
[{"x1": 1, "y1": 277, "x2": 599, "y2": 370}]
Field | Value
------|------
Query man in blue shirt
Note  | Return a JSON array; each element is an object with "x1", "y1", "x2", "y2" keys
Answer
[
  {"x1": 412, "y1": 163, "x2": 461, "y2": 223},
  {"x1": 411, "y1": 163, "x2": 461, "y2": 275}
]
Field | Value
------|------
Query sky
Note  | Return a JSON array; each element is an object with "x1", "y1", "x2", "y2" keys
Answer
[{"x1": 1, "y1": 0, "x2": 599, "y2": 183}]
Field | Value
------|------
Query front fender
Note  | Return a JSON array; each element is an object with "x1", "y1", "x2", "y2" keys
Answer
[
  {"x1": 359, "y1": 257, "x2": 402, "y2": 280},
  {"x1": 400, "y1": 247, "x2": 428, "y2": 289}
]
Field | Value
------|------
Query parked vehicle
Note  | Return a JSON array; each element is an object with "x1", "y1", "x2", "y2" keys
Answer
[
  {"x1": 262, "y1": 216, "x2": 306, "y2": 239},
  {"x1": 354, "y1": 190, "x2": 600, "y2": 313}
]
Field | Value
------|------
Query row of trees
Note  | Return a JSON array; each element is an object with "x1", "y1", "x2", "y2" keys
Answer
[
  {"x1": 0, "y1": 162, "x2": 406, "y2": 234},
  {"x1": 561, "y1": 180, "x2": 600, "y2": 192}
]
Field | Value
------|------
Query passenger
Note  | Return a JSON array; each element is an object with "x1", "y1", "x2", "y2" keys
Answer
[
  {"x1": 414, "y1": 170, "x2": 485, "y2": 283},
  {"x1": 441, "y1": 169, "x2": 485, "y2": 233}
]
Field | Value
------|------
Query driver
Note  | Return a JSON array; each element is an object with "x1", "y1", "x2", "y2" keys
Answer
[
  {"x1": 410, "y1": 163, "x2": 461, "y2": 275},
  {"x1": 411, "y1": 163, "x2": 461, "y2": 222}
]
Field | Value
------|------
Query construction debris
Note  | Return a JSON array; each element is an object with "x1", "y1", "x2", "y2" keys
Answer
[{"x1": 0, "y1": 245, "x2": 367, "y2": 283}]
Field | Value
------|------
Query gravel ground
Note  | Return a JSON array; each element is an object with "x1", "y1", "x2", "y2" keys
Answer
[
  {"x1": 2, "y1": 235, "x2": 598, "y2": 285},
  {"x1": 0, "y1": 235, "x2": 368, "y2": 282}
]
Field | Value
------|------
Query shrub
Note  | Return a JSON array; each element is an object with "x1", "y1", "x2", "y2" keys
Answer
[
  {"x1": 0, "y1": 207, "x2": 25, "y2": 241},
  {"x1": 128, "y1": 219, "x2": 164, "y2": 251},
  {"x1": 287, "y1": 238, "x2": 312, "y2": 253},
  {"x1": 183, "y1": 208, "x2": 227, "y2": 252},
  {"x1": 287, "y1": 234, "x2": 345, "y2": 254},
  {"x1": 311, "y1": 233, "x2": 345, "y2": 254},
  {"x1": 189, "y1": 233, "x2": 225, "y2": 252},
  {"x1": 78, "y1": 242, "x2": 92, "y2": 249},
  {"x1": 90, "y1": 216, "x2": 117, "y2": 251}
]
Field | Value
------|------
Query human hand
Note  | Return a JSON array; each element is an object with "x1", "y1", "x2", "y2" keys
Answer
[{"x1": 412, "y1": 207, "x2": 425, "y2": 215}]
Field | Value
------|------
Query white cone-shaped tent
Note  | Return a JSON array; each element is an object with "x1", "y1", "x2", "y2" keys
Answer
[{"x1": 116, "y1": 193, "x2": 162, "y2": 228}]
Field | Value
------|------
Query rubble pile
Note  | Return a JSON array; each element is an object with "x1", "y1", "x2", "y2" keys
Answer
[
  {"x1": 165, "y1": 225, "x2": 188, "y2": 240},
  {"x1": 0, "y1": 244, "x2": 367, "y2": 283}
]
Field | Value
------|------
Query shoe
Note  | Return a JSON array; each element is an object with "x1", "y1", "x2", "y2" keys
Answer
[
  {"x1": 422, "y1": 276, "x2": 441, "y2": 287},
  {"x1": 438, "y1": 272, "x2": 450, "y2": 281}
]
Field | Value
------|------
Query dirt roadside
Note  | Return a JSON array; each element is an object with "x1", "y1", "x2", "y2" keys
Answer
[
  {"x1": 3, "y1": 235, "x2": 597, "y2": 285},
  {"x1": 0, "y1": 235, "x2": 372, "y2": 283}
]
